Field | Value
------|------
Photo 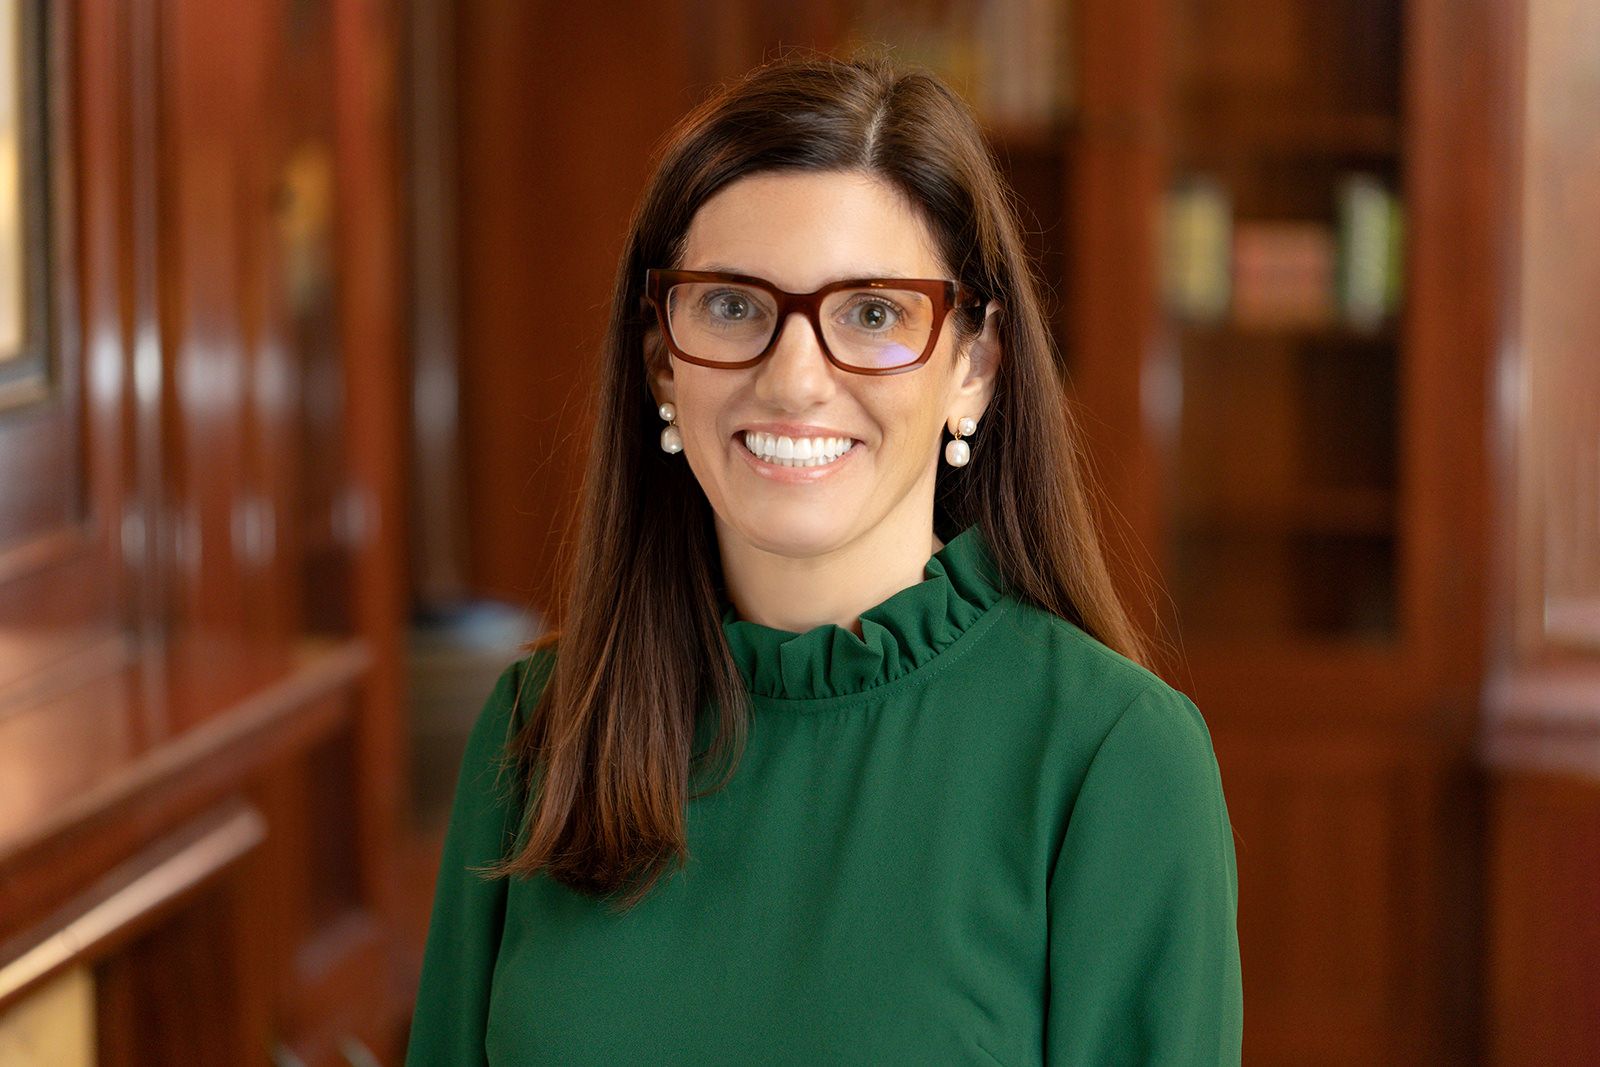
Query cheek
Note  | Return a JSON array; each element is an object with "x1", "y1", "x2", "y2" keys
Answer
[
  {"x1": 670, "y1": 372, "x2": 739, "y2": 454},
  {"x1": 877, "y1": 365, "x2": 962, "y2": 446}
]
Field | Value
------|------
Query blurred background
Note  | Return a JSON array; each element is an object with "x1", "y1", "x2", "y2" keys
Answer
[{"x1": 0, "y1": 0, "x2": 1595, "y2": 1063}]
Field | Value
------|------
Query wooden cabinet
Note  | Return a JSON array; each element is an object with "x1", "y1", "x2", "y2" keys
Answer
[
  {"x1": 1071, "y1": 0, "x2": 1506, "y2": 1062},
  {"x1": 0, "y1": 0, "x2": 410, "y2": 1063},
  {"x1": 1160, "y1": 0, "x2": 1407, "y2": 639}
]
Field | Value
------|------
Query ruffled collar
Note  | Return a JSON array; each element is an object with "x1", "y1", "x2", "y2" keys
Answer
[{"x1": 721, "y1": 526, "x2": 1004, "y2": 703}]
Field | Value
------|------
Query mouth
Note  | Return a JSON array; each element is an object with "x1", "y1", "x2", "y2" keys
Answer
[{"x1": 741, "y1": 430, "x2": 856, "y2": 468}]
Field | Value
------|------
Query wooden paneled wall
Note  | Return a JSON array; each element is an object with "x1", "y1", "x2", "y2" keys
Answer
[
  {"x1": 453, "y1": 0, "x2": 704, "y2": 614},
  {"x1": 0, "y1": 0, "x2": 411, "y2": 1063},
  {"x1": 1483, "y1": 0, "x2": 1600, "y2": 1060},
  {"x1": 1489, "y1": 773, "x2": 1600, "y2": 1062}
]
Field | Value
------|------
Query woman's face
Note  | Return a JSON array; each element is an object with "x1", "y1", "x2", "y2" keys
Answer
[{"x1": 651, "y1": 170, "x2": 996, "y2": 569}]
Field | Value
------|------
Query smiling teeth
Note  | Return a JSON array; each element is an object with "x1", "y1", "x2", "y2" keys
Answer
[{"x1": 744, "y1": 432, "x2": 853, "y2": 467}]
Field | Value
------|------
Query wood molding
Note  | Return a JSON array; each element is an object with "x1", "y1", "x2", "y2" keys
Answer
[
  {"x1": 0, "y1": 640, "x2": 369, "y2": 865},
  {"x1": 0, "y1": 799, "x2": 265, "y2": 1014},
  {"x1": 1483, "y1": 666, "x2": 1600, "y2": 780}
]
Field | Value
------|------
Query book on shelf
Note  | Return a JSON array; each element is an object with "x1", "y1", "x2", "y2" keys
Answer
[
  {"x1": 975, "y1": 0, "x2": 1072, "y2": 126},
  {"x1": 1162, "y1": 173, "x2": 1406, "y2": 332},
  {"x1": 1162, "y1": 177, "x2": 1232, "y2": 323},
  {"x1": 1232, "y1": 220, "x2": 1338, "y2": 329},
  {"x1": 848, "y1": 0, "x2": 1074, "y2": 127},
  {"x1": 1336, "y1": 174, "x2": 1404, "y2": 331}
]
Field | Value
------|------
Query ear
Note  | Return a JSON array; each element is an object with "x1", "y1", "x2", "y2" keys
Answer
[
  {"x1": 949, "y1": 300, "x2": 1002, "y2": 429},
  {"x1": 645, "y1": 325, "x2": 675, "y2": 408}
]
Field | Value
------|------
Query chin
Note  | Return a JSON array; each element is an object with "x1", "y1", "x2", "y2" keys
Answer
[{"x1": 717, "y1": 506, "x2": 859, "y2": 561}]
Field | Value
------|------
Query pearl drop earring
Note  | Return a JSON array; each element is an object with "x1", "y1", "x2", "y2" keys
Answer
[
  {"x1": 658, "y1": 402, "x2": 684, "y2": 454},
  {"x1": 944, "y1": 416, "x2": 977, "y2": 467}
]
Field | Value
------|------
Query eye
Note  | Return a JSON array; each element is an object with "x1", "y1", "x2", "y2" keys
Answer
[
  {"x1": 840, "y1": 296, "x2": 902, "y2": 331},
  {"x1": 706, "y1": 289, "x2": 757, "y2": 322}
]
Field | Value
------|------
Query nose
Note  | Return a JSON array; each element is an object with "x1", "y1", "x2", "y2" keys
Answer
[{"x1": 752, "y1": 311, "x2": 836, "y2": 411}]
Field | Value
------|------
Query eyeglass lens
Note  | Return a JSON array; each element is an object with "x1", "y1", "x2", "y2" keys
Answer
[{"x1": 665, "y1": 280, "x2": 937, "y2": 370}]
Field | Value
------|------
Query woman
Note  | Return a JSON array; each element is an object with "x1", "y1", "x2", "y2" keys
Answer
[{"x1": 408, "y1": 56, "x2": 1241, "y2": 1066}]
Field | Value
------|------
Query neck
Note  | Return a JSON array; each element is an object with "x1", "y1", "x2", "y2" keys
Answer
[{"x1": 717, "y1": 520, "x2": 943, "y2": 635}]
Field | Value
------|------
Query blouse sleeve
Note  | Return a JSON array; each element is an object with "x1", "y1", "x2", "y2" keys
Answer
[
  {"x1": 405, "y1": 656, "x2": 545, "y2": 1067},
  {"x1": 1044, "y1": 687, "x2": 1243, "y2": 1066}
]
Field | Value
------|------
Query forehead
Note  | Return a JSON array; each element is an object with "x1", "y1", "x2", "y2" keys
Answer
[{"x1": 679, "y1": 170, "x2": 947, "y2": 288}]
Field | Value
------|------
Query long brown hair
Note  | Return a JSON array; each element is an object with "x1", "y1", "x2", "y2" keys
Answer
[{"x1": 498, "y1": 55, "x2": 1146, "y2": 903}]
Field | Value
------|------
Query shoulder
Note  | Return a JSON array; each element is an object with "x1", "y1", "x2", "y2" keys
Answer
[
  {"x1": 960, "y1": 596, "x2": 1217, "y2": 782},
  {"x1": 983, "y1": 595, "x2": 1193, "y2": 719},
  {"x1": 463, "y1": 646, "x2": 558, "y2": 757},
  {"x1": 501, "y1": 646, "x2": 558, "y2": 723},
  {"x1": 992, "y1": 608, "x2": 1234, "y2": 870},
  {"x1": 449, "y1": 648, "x2": 559, "y2": 822},
  {"x1": 494, "y1": 646, "x2": 558, "y2": 718}
]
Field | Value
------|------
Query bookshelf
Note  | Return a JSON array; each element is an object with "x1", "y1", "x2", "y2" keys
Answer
[
  {"x1": 1066, "y1": 0, "x2": 1500, "y2": 1062},
  {"x1": 1160, "y1": 0, "x2": 1407, "y2": 643}
]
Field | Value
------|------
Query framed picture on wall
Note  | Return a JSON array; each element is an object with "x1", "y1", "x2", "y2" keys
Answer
[{"x1": 0, "y1": 0, "x2": 52, "y2": 410}]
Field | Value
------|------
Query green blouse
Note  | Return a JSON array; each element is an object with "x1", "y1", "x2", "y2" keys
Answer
[{"x1": 407, "y1": 529, "x2": 1242, "y2": 1066}]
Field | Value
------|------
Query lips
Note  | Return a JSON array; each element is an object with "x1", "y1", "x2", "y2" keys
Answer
[{"x1": 742, "y1": 431, "x2": 855, "y2": 468}]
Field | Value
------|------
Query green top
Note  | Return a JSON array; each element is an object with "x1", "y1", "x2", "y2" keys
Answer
[{"x1": 407, "y1": 529, "x2": 1242, "y2": 1066}]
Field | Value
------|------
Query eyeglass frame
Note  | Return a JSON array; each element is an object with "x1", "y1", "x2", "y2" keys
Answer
[{"x1": 644, "y1": 269, "x2": 980, "y2": 375}]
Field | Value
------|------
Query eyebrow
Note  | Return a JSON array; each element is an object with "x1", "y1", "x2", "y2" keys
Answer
[{"x1": 690, "y1": 264, "x2": 921, "y2": 286}]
